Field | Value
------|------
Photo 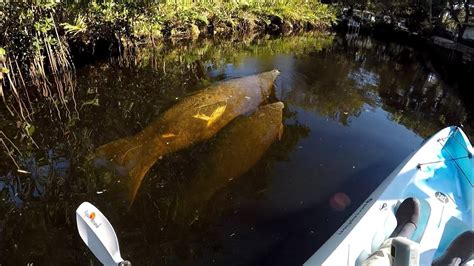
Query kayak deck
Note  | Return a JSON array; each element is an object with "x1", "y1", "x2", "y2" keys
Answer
[
  {"x1": 414, "y1": 128, "x2": 472, "y2": 261},
  {"x1": 305, "y1": 126, "x2": 473, "y2": 265}
]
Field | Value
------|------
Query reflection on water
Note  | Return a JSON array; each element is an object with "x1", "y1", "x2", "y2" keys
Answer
[{"x1": 0, "y1": 33, "x2": 471, "y2": 265}]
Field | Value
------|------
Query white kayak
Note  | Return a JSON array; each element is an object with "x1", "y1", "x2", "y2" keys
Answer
[{"x1": 305, "y1": 126, "x2": 473, "y2": 265}]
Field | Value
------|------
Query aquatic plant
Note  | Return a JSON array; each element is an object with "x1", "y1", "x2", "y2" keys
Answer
[
  {"x1": 1, "y1": 3, "x2": 76, "y2": 121},
  {"x1": 0, "y1": 0, "x2": 336, "y2": 142}
]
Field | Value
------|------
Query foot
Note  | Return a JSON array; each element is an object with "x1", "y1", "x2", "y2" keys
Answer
[
  {"x1": 389, "y1": 197, "x2": 420, "y2": 239},
  {"x1": 432, "y1": 230, "x2": 474, "y2": 266}
]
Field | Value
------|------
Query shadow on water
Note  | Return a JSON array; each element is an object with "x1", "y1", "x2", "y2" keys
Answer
[{"x1": 0, "y1": 33, "x2": 472, "y2": 264}]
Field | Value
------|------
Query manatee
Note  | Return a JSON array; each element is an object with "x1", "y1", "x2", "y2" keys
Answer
[
  {"x1": 95, "y1": 70, "x2": 280, "y2": 202},
  {"x1": 174, "y1": 101, "x2": 285, "y2": 225}
]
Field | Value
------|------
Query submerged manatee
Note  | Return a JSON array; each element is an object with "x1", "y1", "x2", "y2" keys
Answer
[
  {"x1": 96, "y1": 70, "x2": 280, "y2": 201},
  {"x1": 174, "y1": 101, "x2": 284, "y2": 225}
]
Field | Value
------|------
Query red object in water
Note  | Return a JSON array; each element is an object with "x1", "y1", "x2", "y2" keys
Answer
[{"x1": 330, "y1": 192, "x2": 351, "y2": 211}]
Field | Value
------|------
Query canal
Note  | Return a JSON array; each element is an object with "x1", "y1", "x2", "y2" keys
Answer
[{"x1": 0, "y1": 33, "x2": 471, "y2": 265}]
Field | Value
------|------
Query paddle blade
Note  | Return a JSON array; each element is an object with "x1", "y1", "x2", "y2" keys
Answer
[{"x1": 76, "y1": 202, "x2": 123, "y2": 265}]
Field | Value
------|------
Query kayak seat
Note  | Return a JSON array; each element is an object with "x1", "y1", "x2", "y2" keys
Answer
[
  {"x1": 432, "y1": 230, "x2": 474, "y2": 266},
  {"x1": 389, "y1": 197, "x2": 420, "y2": 239}
]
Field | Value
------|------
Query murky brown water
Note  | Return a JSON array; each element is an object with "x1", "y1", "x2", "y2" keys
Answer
[{"x1": 0, "y1": 33, "x2": 471, "y2": 265}]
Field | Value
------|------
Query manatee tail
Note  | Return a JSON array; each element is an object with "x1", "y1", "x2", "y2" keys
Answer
[{"x1": 95, "y1": 136, "x2": 165, "y2": 203}]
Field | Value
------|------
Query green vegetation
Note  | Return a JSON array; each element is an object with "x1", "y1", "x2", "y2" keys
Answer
[
  {"x1": 0, "y1": 1, "x2": 335, "y2": 121},
  {"x1": 0, "y1": 31, "x2": 335, "y2": 196},
  {"x1": 0, "y1": 33, "x2": 332, "y2": 263}
]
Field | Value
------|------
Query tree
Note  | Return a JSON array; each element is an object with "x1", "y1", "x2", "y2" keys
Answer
[{"x1": 446, "y1": 0, "x2": 472, "y2": 35}]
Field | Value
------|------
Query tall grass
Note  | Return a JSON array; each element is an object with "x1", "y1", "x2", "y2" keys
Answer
[
  {"x1": 1, "y1": 3, "x2": 77, "y2": 121},
  {"x1": 0, "y1": 0, "x2": 335, "y2": 122}
]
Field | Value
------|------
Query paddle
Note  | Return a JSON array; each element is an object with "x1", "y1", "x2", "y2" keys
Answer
[{"x1": 76, "y1": 202, "x2": 131, "y2": 265}]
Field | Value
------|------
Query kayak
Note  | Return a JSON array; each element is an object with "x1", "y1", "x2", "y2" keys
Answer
[{"x1": 304, "y1": 126, "x2": 473, "y2": 265}]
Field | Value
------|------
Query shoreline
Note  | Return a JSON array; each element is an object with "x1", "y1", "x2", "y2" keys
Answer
[
  {"x1": 0, "y1": 2, "x2": 336, "y2": 82},
  {"x1": 0, "y1": 2, "x2": 336, "y2": 119}
]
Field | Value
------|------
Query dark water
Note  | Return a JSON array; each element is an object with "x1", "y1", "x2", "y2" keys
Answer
[{"x1": 0, "y1": 33, "x2": 471, "y2": 265}]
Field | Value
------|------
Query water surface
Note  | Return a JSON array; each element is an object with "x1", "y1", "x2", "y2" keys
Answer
[{"x1": 0, "y1": 33, "x2": 471, "y2": 265}]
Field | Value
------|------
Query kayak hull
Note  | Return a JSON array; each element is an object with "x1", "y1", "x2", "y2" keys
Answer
[{"x1": 304, "y1": 126, "x2": 473, "y2": 265}]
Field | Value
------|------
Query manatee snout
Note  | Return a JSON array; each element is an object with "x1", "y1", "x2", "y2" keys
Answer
[{"x1": 271, "y1": 69, "x2": 281, "y2": 79}]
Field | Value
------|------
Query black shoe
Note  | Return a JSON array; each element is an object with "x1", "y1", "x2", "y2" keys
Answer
[
  {"x1": 389, "y1": 197, "x2": 420, "y2": 239},
  {"x1": 432, "y1": 230, "x2": 474, "y2": 266}
]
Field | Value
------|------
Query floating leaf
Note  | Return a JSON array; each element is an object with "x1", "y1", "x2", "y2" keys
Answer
[
  {"x1": 193, "y1": 104, "x2": 227, "y2": 127},
  {"x1": 17, "y1": 169, "x2": 30, "y2": 174},
  {"x1": 206, "y1": 104, "x2": 227, "y2": 127},
  {"x1": 193, "y1": 112, "x2": 210, "y2": 121},
  {"x1": 80, "y1": 98, "x2": 100, "y2": 109},
  {"x1": 162, "y1": 133, "x2": 177, "y2": 138}
]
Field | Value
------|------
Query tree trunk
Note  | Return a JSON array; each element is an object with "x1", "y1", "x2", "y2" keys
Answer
[
  {"x1": 464, "y1": 0, "x2": 471, "y2": 23},
  {"x1": 428, "y1": 0, "x2": 433, "y2": 25}
]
